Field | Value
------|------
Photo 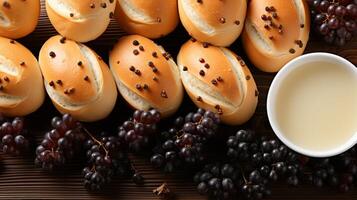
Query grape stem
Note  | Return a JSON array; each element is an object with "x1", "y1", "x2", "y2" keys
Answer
[
  {"x1": 240, "y1": 166, "x2": 249, "y2": 184},
  {"x1": 82, "y1": 127, "x2": 109, "y2": 156}
]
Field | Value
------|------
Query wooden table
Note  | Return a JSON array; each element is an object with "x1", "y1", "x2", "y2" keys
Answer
[{"x1": 0, "y1": 1, "x2": 356, "y2": 199}]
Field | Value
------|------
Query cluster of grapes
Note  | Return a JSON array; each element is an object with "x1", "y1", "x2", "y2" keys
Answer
[
  {"x1": 82, "y1": 132, "x2": 132, "y2": 191},
  {"x1": 194, "y1": 163, "x2": 239, "y2": 199},
  {"x1": 227, "y1": 130, "x2": 304, "y2": 186},
  {"x1": 150, "y1": 109, "x2": 220, "y2": 172},
  {"x1": 118, "y1": 109, "x2": 161, "y2": 152},
  {"x1": 0, "y1": 116, "x2": 31, "y2": 155},
  {"x1": 307, "y1": 0, "x2": 357, "y2": 46},
  {"x1": 194, "y1": 163, "x2": 273, "y2": 200},
  {"x1": 195, "y1": 130, "x2": 305, "y2": 200},
  {"x1": 35, "y1": 114, "x2": 86, "y2": 170},
  {"x1": 307, "y1": 146, "x2": 357, "y2": 192}
]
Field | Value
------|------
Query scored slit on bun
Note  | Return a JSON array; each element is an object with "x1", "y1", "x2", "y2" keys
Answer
[
  {"x1": 242, "y1": 0, "x2": 310, "y2": 72},
  {"x1": 109, "y1": 35, "x2": 183, "y2": 118},
  {"x1": 0, "y1": 37, "x2": 44, "y2": 116},
  {"x1": 177, "y1": 39, "x2": 258, "y2": 125},
  {"x1": 178, "y1": 0, "x2": 247, "y2": 47},
  {"x1": 114, "y1": 0, "x2": 179, "y2": 38},
  {"x1": 38, "y1": 35, "x2": 117, "y2": 122}
]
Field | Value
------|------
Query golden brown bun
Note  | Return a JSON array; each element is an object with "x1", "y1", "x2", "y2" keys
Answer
[
  {"x1": 178, "y1": 0, "x2": 247, "y2": 47},
  {"x1": 45, "y1": 0, "x2": 116, "y2": 42},
  {"x1": 0, "y1": 37, "x2": 44, "y2": 116},
  {"x1": 0, "y1": 0, "x2": 40, "y2": 39},
  {"x1": 109, "y1": 35, "x2": 183, "y2": 117},
  {"x1": 242, "y1": 0, "x2": 310, "y2": 72},
  {"x1": 177, "y1": 39, "x2": 258, "y2": 125},
  {"x1": 114, "y1": 0, "x2": 179, "y2": 39},
  {"x1": 39, "y1": 35, "x2": 117, "y2": 122}
]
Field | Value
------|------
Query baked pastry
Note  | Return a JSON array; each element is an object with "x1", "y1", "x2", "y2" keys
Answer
[
  {"x1": 177, "y1": 39, "x2": 258, "y2": 125},
  {"x1": 0, "y1": 0, "x2": 40, "y2": 38},
  {"x1": 242, "y1": 0, "x2": 310, "y2": 72},
  {"x1": 39, "y1": 35, "x2": 117, "y2": 122},
  {"x1": 109, "y1": 35, "x2": 183, "y2": 117},
  {"x1": 0, "y1": 37, "x2": 44, "y2": 116},
  {"x1": 45, "y1": 0, "x2": 116, "y2": 42},
  {"x1": 178, "y1": 0, "x2": 247, "y2": 47},
  {"x1": 114, "y1": 0, "x2": 179, "y2": 38}
]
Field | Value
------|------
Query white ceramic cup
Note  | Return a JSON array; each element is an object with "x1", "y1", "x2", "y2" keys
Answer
[{"x1": 267, "y1": 52, "x2": 357, "y2": 157}]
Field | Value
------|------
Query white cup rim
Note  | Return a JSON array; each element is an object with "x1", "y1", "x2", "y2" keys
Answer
[{"x1": 267, "y1": 52, "x2": 357, "y2": 157}]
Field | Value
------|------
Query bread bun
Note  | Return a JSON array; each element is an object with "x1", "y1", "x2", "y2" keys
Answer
[
  {"x1": 177, "y1": 39, "x2": 258, "y2": 125},
  {"x1": 0, "y1": 0, "x2": 40, "y2": 39},
  {"x1": 39, "y1": 35, "x2": 117, "y2": 122},
  {"x1": 109, "y1": 35, "x2": 183, "y2": 117},
  {"x1": 242, "y1": 0, "x2": 310, "y2": 72},
  {"x1": 45, "y1": 0, "x2": 116, "y2": 42},
  {"x1": 114, "y1": 0, "x2": 179, "y2": 39},
  {"x1": 178, "y1": 0, "x2": 247, "y2": 47},
  {"x1": 0, "y1": 37, "x2": 44, "y2": 116}
]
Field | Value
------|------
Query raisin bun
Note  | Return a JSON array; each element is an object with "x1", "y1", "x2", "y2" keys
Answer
[
  {"x1": 39, "y1": 35, "x2": 117, "y2": 122},
  {"x1": 0, "y1": 0, "x2": 40, "y2": 39},
  {"x1": 242, "y1": 0, "x2": 310, "y2": 72},
  {"x1": 0, "y1": 37, "x2": 44, "y2": 116},
  {"x1": 109, "y1": 35, "x2": 183, "y2": 117},
  {"x1": 45, "y1": 0, "x2": 116, "y2": 42},
  {"x1": 114, "y1": 0, "x2": 179, "y2": 38},
  {"x1": 178, "y1": 0, "x2": 247, "y2": 47},
  {"x1": 177, "y1": 39, "x2": 258, "y2": 125}
]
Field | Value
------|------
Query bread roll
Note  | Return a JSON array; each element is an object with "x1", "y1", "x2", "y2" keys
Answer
[
  {"x1": 109, "y1": 35, "x2": 183, "y2": 117},
  {"x1": 0, "y1": 0, "x2": 40, "y2": 39},
  {"x1": 39, "y1": 35, "x2": 117, "y2": 122},
  {"x1": 177, "y1": 39, "x2": 258, "y2": 125},
  {"x1": 0, "y1": 37, "x2": 44, "y2": 116},
  {"x1": 242, "y1": 0, "x2": 310, "y2": 72},
  {"x1": 114, "y1": 0, "x2": 179, "y2": 39},
  {"x1": 45, "y1": 0, "x2": 116, "y2": 42},
  {"x1": 178, "y1": 0, "x2": 247, "y2": 47}
]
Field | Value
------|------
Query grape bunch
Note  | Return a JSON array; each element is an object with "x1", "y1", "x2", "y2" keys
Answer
[
  {"x1": 35, "y1": 114, "x2": 86, "y2": 170},
  {"x1": 0, "y1": 116, "x2": 31, "y2": 155},
  {"x1": 118, "y1": 109, "x2": 161, "y2": 152},
  {"x1": 82, "y1": 132, "x2": 132, "y2": 191},
  {"x1": 150, "y1": 109, "x2": 220, "y2": 172},
  {"x1": 308, "y1": 146, "x2": 357, "y2": 192},
  {"x1": 227, "y1": 130, "x2": 304, "y2": 186},
  {"x1": 194, "y1": 163, "x2": 240, "y2": 199},
  {"x1": 307, "y1": 0, "x2": 357, "y2": 46},
  {"x1": 194, "y1": 162, "x2": 272, "y2": 200}
]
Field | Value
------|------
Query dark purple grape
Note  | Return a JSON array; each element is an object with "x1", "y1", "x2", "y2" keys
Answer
[
  {"x1": 319, "y1": 23, "x2": 330, "y2": 35},
  {"x1": 345, "y1": 20, "x2": 356, "y2": 32},
  {"x1": 336, "y1": 5, "x2": 347, "y2": 17},
  {"x1": 347, "y1": 4, "x2": 357, "y2": 17},
  {"x1": 319, "y1": 0, "x2": 330, "y2": 11},
  {"x1": 328, "y1": 17, "x2": 340, "y2": 29}
]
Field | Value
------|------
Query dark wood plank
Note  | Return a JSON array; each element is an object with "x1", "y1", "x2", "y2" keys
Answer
[{"x1": 0, "y1": 1, "x2": 356, "y2": 199}]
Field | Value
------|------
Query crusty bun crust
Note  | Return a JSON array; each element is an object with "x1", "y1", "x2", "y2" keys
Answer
[
  {"x1": 39, "y1": 35, "x2": 117, "y2": 122},
  {"x1": 45, "y1": 0, "x2": 116, "y2": 42},
  {"x1": 242, "y1": 0, "x2": 310, "y2": 72},
  {"x1": 109, "y1": 35, "x2": 183, "y2": 117},
  {"x1": 178, "y1": 0, "x2": 247, "y2": 47},
  {"x1": 0, "y1": 0, "x2": 40, "y2": 39},
  {"x1": 0, "y1": 37, "x2": 44, "y2": 116},
  {"x1": 114, "y1": 0, "x2": 179, "y2": 39},
  {"x1": 177, "y1": 39, "x2": 258, "y2": 125}
]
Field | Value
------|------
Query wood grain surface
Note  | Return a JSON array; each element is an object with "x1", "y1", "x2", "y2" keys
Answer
[{"x1": 0, "y1": 1, "x2": 356, "y2": 199}]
